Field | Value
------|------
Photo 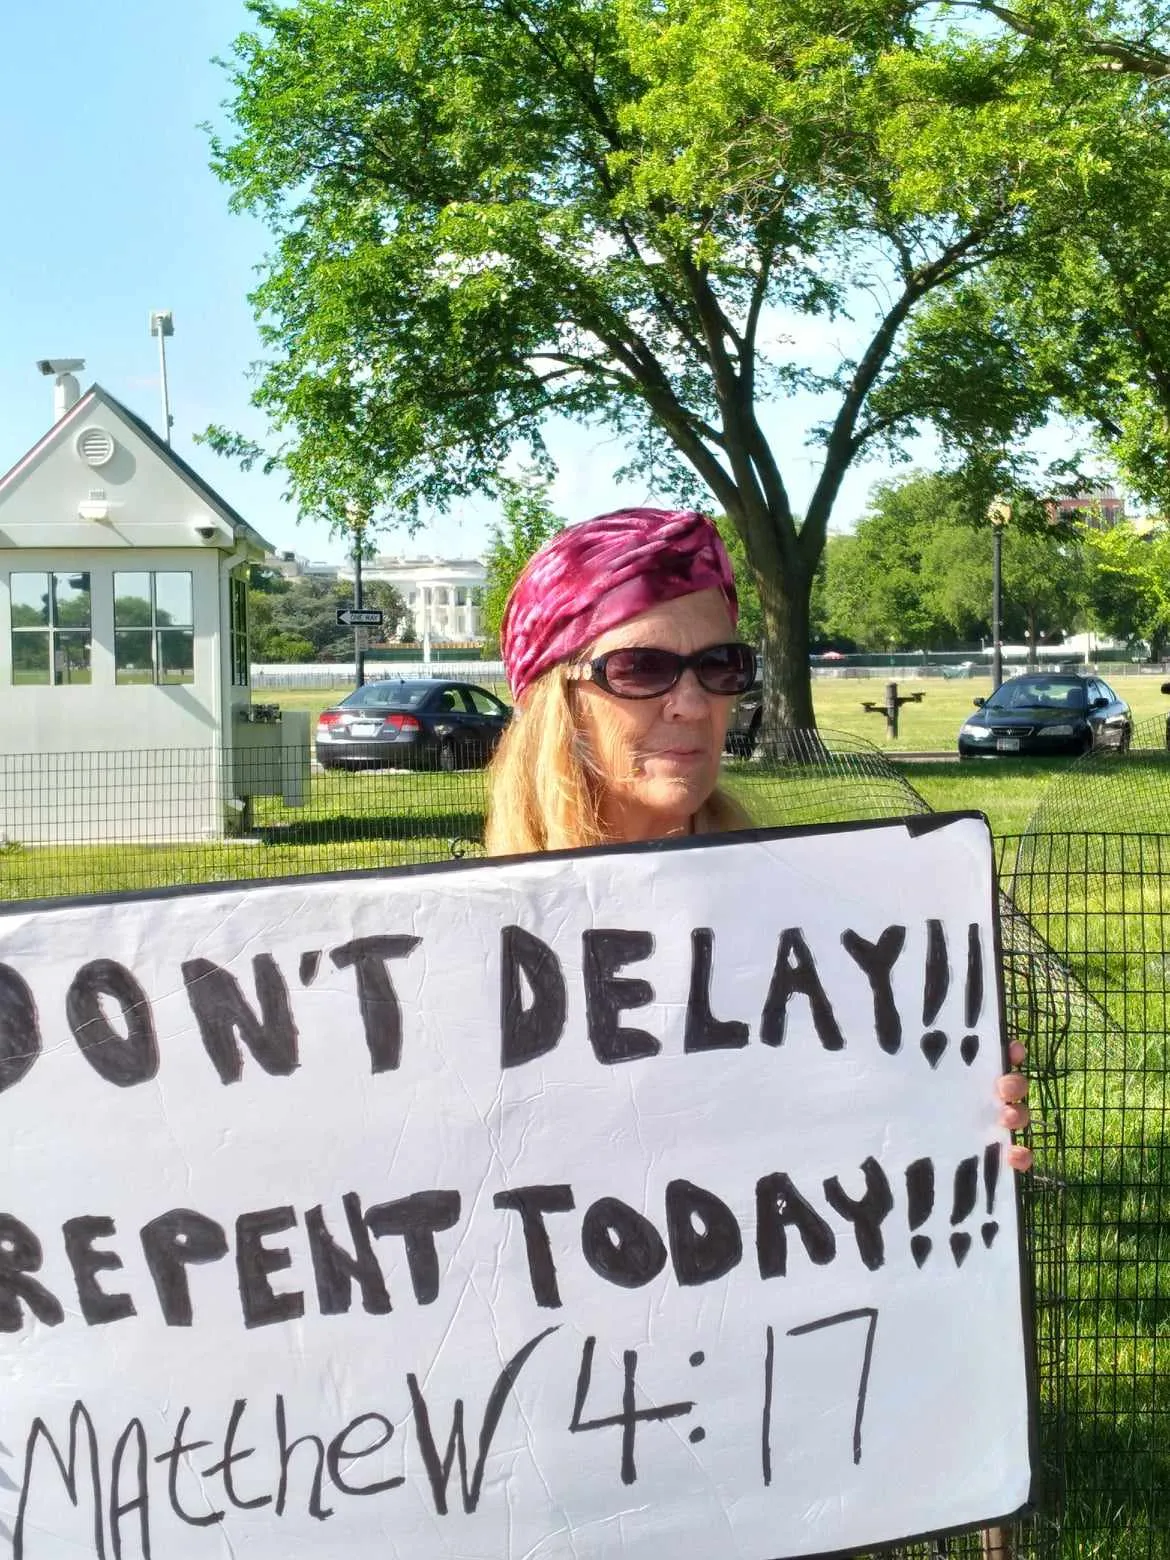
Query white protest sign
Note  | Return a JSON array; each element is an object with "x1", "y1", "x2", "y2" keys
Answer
[{"x1": 0, "y1": 814, "x2": 1034, "y2": 1559}]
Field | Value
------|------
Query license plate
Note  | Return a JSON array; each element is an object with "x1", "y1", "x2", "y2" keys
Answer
[
  {"x1": 349, "y1": 721, "x2": 380, "y2": 737},
  {"x1": 996, "y1": 737, "x2": 1020, "y2": 752}
]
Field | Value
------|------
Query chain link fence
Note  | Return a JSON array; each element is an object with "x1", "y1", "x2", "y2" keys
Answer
[{"x1": 2, "y1": 731, "x2": 1167, "y2": 1557}]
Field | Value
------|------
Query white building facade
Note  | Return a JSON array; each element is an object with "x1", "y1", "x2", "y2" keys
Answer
[{"x1": 341, "y1": 556, "x2": 487, "y2": 642}]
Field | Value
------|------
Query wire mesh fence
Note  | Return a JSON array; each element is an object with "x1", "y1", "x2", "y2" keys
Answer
[
  {"x1": 0, "y1": 728, "x2": 934, "y2": 901},
  {"x1": 2, "y1": 732, "x2": 1168, "y2": 1556}
]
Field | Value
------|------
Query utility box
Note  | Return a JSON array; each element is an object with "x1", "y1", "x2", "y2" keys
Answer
[{"x1": 231, "y1": 705, "x2": 311, "y2": 807}]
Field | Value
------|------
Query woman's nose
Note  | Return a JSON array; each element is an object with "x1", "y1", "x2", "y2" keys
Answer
[{"x1": 662, "y1": 668, "x2": 712, "y2": 717}]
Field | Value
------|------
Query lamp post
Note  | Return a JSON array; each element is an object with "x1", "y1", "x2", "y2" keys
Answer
[
  {"x1": 988, "y1": 497, "x2": 1010, "y2": 692},
  {"x1": 347, "y1": 505, "x2": 368, "y2": 689},
  {"x1": 149, "y1": 311, "x2": 175, "y2": 444}
]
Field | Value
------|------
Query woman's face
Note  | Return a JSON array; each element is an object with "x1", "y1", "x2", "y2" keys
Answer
[{"x1": 571, "y1": 588, "x2": 739, "y2": 841}]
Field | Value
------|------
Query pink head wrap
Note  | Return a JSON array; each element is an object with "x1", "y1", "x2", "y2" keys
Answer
[{"x1": 501, "y1": 507, "x2": 738, "y2": 702}]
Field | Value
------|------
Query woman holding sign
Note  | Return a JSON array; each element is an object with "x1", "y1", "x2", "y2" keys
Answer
[{"x1": 487, "y1": 506, "x2": 1031, "y2": 1168}]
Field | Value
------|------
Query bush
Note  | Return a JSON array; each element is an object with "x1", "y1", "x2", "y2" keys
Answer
[{"x1": 262, "y1": 631, "x2": 315, "y2": 663}]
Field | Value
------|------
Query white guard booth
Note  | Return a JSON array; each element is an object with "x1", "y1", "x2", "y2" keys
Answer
[{"x1": 0, "y1": 380, "x2": 309, "y2": 843}]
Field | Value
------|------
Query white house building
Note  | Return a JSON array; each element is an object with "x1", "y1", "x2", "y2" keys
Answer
[
  {"x1": 0, "y1": 374, "x2": 307, "y2": 843},
  {"x1": 342, "y1": 555, "x2": 487, "y2": 642}
]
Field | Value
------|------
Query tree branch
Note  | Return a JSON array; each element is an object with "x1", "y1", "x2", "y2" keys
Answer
[
  {"x1": 741, "y1": 243, "x2": 776, "y2": 400},
  {"x1": 668, "y1": 251, "x2": 801, "y2": 556},
  {"x1": 950, "y1": 0, "x2": 1170, "y2": 77},
  {"x1": 803, "y1": 226, "x2": 994, "y2": 564}
]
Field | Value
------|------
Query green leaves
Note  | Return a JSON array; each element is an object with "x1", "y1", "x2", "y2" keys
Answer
[
  {"x1": 822, "y1": 471, "x2": 1089, "y2": 651},
  {"x1": 1084, "y1": 521, "x2": 1170, "y2": 654}
]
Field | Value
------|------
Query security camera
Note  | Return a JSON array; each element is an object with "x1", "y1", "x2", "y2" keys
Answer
[
  {"x1": 37, "y1": 358, "x2": 86, "y2": 376},
  {"x1": 195, "y1": 525, "x2": 220, "y2": 541}
]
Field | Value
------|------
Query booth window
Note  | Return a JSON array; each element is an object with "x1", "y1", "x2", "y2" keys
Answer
[
  {"x1": 10, "y1": 572, "x2": 92, "y2": 685},
  {"x1": 229, "y1": 573, "x2": 249, "y2": 686},
  {"x1": 114, "y1": 571, "x2": 194, "y2": 685}
]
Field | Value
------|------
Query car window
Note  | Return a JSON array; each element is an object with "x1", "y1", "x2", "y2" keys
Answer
[
  {"x1": 1095, "y1": 679, "x2": 1118, "y2": 704},
  {"x1": 429, "y1": 686, "x2": 469, "y2": 714},
  {"x1": 987, "y1": 682, "x2": 1034, "y2": 709},
  {"x1": 340, "y1": 685, "x2": 381, "y2": 707},
  {"x1": 1048, "y1": 681, "x2": 1086, "y2": 709},
  {"x1": 989, "y1": 678, "x2": 1084, "y2": 710},
  {"x1": 466, "y1": 686, "x2": 507, "y2": 716},
  {"x1": 341, "y1": 683, "x2": 430, "y2": 710}
]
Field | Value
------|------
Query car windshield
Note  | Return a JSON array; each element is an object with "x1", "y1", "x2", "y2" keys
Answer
[
  {"x1": 984, "y1": 678, "x2": 1085, "y2": 712},
  {"x1": 339, "y1": 683, "x2": 432, "y2": 711}
]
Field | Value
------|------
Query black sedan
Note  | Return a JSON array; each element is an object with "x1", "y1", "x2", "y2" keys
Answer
[
  {"x1": 315, "y1": 679, "x2": 511, "y2": 771},
  {"x1": 958, "y1": 672, "x2": 1132, "y2": 758}
]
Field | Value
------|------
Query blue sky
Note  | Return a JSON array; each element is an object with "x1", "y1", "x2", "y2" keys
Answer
[{"x1": 0, "y1": 0, "x2": 942, "y2": 566}]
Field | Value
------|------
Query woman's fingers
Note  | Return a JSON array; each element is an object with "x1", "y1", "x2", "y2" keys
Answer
[
  {"x1": 1005, "y1": 1143, "x2": 1034, "y2": 1173},
  {"x1": 999, "y1": 1045, "x2": 1032, "y2": 1172},
  {"x1": 997, "y1": 1072, "x2": 1028, "y2": 1105}
]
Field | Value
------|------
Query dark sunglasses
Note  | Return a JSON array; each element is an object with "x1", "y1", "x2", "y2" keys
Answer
[{"x1": 568, "y1": 641, "x2": 758, "y2": 700}]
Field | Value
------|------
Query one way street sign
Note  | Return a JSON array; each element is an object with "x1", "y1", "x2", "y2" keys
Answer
[{"x1": 336, "y1": 608, "x2": 384, "y2": 627}]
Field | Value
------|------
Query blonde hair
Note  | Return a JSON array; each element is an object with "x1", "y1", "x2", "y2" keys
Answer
[{"x1": 484, "y1": 667, "x2": 751, "y2": 857}]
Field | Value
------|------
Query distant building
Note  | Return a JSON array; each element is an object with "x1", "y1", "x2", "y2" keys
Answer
[
  {"x1": 341, "y1": 555, "x2": 487, "y2": 642},
  {"x1": 1048, "y1": 486, "x2": 1125, "y2": 530}
]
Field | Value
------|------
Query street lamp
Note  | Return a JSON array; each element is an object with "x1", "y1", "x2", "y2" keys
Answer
[
  {"x1": 346, "y1": 503, "x2": 368, "y2": 689},
  {"x1": 149, "y1": 311, "x2": 174, "y2": 444},
  {"x1": 988, "y1": 497, "x2": 1010, "y2": 692}
]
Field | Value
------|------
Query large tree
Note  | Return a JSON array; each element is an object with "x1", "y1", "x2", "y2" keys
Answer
[
  {"x1": 1084, "y1": 521, "x2": 1170, "y2": 658},
  {"x1": 208, "y1": 0, "x2": 1138, "y2": 727},
  {"x1": 880, "y1": 6, "x2": 1170, "y2": 515},
  {"x1": 823, "y1": 475, "x2": 975, "y2": 650},
  {"x1": 823, "y1": 472, "x2": 1089, "y2": 655}
]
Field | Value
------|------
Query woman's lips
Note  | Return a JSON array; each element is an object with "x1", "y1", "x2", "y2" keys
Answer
[{"x1": 649, "y1": 747, "x2": 706, "y2": 763}]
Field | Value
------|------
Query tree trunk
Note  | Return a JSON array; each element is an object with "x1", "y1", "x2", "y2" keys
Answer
[
  {"x1": 757, "y1": 562, "x2": 817, "y2": 747},
  {"x1": 1027, "y1": 608, "x2": 1038, "y2": 671}
]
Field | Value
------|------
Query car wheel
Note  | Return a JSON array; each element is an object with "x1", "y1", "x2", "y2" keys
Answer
[{"x1": 1118, "y1": 726, "x2": 1132, "y2": 754}]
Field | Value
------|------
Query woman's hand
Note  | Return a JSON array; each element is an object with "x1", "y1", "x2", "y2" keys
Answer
[{"x1": 997, "y1": 1040, "x2": 1033, "y2": 1172}]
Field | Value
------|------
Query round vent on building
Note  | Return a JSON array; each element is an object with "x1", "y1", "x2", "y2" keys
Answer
[{"x1": 76, "y1": 427, "x2": 115, "y2": 467}]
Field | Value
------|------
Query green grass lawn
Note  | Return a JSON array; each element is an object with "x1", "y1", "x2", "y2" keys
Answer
[{"x1": 896, "y1": 758, "x2": 1089, "y2": 836}]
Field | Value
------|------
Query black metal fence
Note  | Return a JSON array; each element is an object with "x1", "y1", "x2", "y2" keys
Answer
[{"x1": 2, "y1": 733, "x2": 1168, "y2": 1558}]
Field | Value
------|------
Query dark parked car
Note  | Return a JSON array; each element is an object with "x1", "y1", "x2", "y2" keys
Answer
[
  {"x1": 958, "y1": 672, "x2": 1132, "y2": 759},
  {"x1": 315, "y1": 679, "x2": 511, "y2": 771},
  {"x1": 725, "y1": 674, "x2": 763, "y2": 757}
]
